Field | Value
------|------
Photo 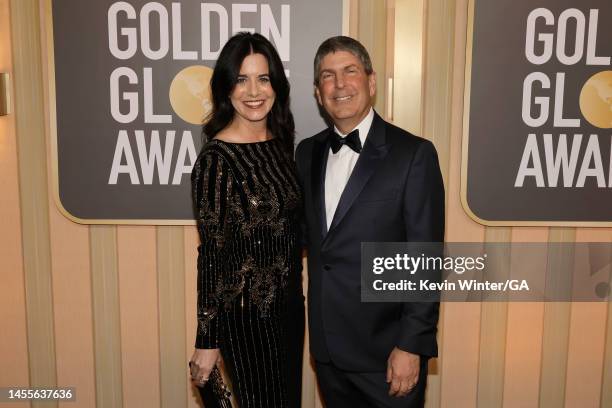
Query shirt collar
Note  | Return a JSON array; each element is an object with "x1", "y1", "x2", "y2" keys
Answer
[{"x1": 333, "y1": 107, "x2": 374, "y2": 147}]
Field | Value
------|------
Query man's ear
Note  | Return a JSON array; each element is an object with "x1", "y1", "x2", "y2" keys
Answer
[
  {"x1": 314, "y1": 86, "x2": 322, "y2": 105},
  {"x1": 368, "y1": 71, "x2": 377, "y2": 97}
]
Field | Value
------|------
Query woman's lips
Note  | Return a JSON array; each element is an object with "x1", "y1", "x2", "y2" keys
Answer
[{"x1": 243, "y1": 100, "x2": 265, "y2": 108}]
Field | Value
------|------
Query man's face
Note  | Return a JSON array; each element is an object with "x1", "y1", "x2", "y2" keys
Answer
[{"x1": 315, "y1": 50, "x2": 376, "y2": 133}]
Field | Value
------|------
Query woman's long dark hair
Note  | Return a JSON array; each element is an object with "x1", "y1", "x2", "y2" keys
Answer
[{"x1": 203, "y1": 32, "x2": 295, "y2": 156}]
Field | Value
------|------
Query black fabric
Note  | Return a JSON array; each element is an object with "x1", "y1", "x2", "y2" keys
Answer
[
  {"x1": 295, "y1": 112, "x2": 445, "y2": 372},
  {"x1": 330, "y1": 128, "x2": 362, "y2": 154},
  {"x1": 315, "y1": 358, "x2": 429, "y2": 408},
  {"x1": 191, "y1": 138, "x2": 305, "y2": 407}
]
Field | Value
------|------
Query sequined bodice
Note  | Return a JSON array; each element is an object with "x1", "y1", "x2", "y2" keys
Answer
[{"x1": 191, "y1": 138, "x2": 302, "y2": 349}]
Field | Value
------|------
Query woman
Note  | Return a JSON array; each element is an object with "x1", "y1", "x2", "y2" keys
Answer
[{"x1": 189, "y1": 32, "x2": 304, "y2": 408}]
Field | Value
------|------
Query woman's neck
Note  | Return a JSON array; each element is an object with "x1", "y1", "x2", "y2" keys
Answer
[{"x1": 223, "y1": 117, "x2": 270, "y2": 142}]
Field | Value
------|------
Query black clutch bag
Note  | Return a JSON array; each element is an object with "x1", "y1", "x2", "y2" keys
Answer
[{"x1": 197, "y1": 366, "x2": 233, "y2": 408}]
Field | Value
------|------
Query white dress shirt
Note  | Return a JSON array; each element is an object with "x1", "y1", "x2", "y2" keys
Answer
[{"x1": 324, "y1": 108, "x2": 374, "y2": 230}]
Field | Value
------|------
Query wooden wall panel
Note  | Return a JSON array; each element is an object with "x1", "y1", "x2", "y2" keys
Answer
[
  {"x1": 39, "y1": 0, "x2": 97, "y2": 406},
  {"x1": 117, "y1": 226, "x2": 160, "y2": 408},
  {"x1": 538, "y1": 228, "x2": 574, "y2": 408},
  {"x1": 184, "y1": 226, "x2": 202, "y2": 408},
  {"x1": 50, "y1": 216, "x2": 96, "y2": 408},
  {"x1": 90, "y1": 226, "x2": 123, "y2": 408},
  {"x1": 11, "y1": 3, "x2": 57, "y2": 408},
  {"x1": 422, "y1": 1, "x2": 455, "y2": 406},
  {"x1": 393, "y1": 0, "x2": 424, "y2": 135},
  {"x1": 157, "y1": 227, "x2": 187, "y2": 408},
  {"x1": 50, "y1": 203, "x2": 96, "y2": 408},
  {"x1": 0, "y1": 0, "x2": 30, "y2": 406},
  {"x1": 358, "y1": 0, "x2": 387, "y2": 114},
  {"x1": 477, "y1": 228, "x2": 511, "y2": 408},
  {"x1": 602, "y1": 295, "x2": 612, "y2": 408},
  {"x1": 502, "y1": 228, "x2": 548, "y2": 408},
  {"x1": 564, "y1": 229, "x2": 611, "y2": 408},
  {"x1": 438, "y1": 1, "x2": 483, "y2": 407}
]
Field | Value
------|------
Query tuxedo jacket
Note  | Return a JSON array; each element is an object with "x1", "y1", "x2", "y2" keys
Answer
[{"x1": 295, "y1": 113, "x2": 445, "y2": 372}]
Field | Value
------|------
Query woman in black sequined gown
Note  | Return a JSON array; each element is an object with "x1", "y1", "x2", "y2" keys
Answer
[{"x1": 189, "y1": 33, "x2": 304, "y2": 408}]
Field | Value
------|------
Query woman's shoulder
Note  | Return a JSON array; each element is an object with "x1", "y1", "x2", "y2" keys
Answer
[
  {"x1": 192, "y1": 140, "x2": 243, "y2": 183},
  {"x1": 197, "y1": 139, "x2": 238, "y2": 163}
]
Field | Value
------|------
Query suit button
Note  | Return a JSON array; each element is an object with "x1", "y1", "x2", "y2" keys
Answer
[{"x1": 323, "y1": 264, "x2": 331, "y2": 271}]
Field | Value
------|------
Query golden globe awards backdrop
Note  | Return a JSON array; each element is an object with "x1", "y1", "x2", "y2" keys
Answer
[
  {"x1": 51, "y1": 0, "x2": 342, "y2": 223},
  {"x1": 463, "y1": 0, "x2": 612, "y2": 225}
]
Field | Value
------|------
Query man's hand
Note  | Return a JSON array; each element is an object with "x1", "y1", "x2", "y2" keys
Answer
[
  {"x1": 189, "y1": 348, "x2": 221, "y2": 388},
  {"x1": 386, "y1": 347, "x2": 420, "y2": 397}
]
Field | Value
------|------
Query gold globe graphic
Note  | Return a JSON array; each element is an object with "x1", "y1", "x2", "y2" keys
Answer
[
  {"x1": 169, "y1": 65, "x2": 214, "y2": 125},
  {"x1": 579, "y1": 70, "x2": 612, "y2": 129}
]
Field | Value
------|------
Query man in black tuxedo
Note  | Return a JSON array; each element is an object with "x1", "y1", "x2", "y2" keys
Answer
[{"x1": 295, "y1": 36, "x2": 445, "y2": 407}]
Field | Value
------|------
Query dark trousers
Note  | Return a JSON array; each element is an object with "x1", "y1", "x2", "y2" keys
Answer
[{"x1": 315, "y1": 358, "x2": 428, "y2": 408}]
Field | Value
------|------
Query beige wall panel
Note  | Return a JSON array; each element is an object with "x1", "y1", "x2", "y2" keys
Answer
[
  {"x1": 602, "y1": 295, "x2": 612, "y2": 408},
  {"x1": 0, "y1": 0, "x2": 30, "y2": 403},
  {"x1": 348, "y1": 0, "x2": 359, "y2": 37},
  {"x1": 157, "y1": 227, "x2": 187, "y2": 408},
  {"x1": 384, "y1": 0, "x2": 395, "y2": 122},
  {"x1": 564, "y1": 302, "x2": 606, "y2": 408},
  {"x1": 539, "y1": 301, "x2": 571, "y2": 408},
  {"x1": 90, "y1": 225, "x2": 123, "y2": 408},
  {"x1": 538, "y1": 228, "x2": 575, "y2": 408},
  {"x1": 300, "y1": 257, "x2": 324, "y2": 408},
  {"x1": 49, "y1": 209, "x2": 95, "y2": 408},
  {"x1": 358, "y1": 0, "x2": 387, "y2": 114},
  {"x1": 499, "y1": 228, "x2": 546, "y2": 408},
  {"x1": 11, "y1": 1, "x2": 58, "y2": 403},
  {"x1": 422, "y1": 1, "x2": 455, "y2": 406},
  {"x1": 477, "y1": 301, "x2": 508, "y2": 408},
  {"x1": 438, "y1": 1, "x2": 483, "y2": 406},
  {"x1": 501, "y1": 228, "x2": 548, "y2": 408},
  {"x1": 393, "y1": 0, "x2": 424, "y2": 135},
  {"x1": 438, "y1": 302, "x2": 481, "y2": 408},
  {"x1": 476, "y1": 228, "x2": 510, "y2": 408},
  {"x1": 574, "y1": 229, "x2": 612, "y2": 243},
  {"x1": 117, "y1": 226, "x2": 160, "y2": 408},
  {"x1": 422, "y1": 0, "x2": 454, "y2": 185},
  {"x1": 445, "y1": 0, "x2": 479, "y2": 244},
  {"x1": 563, "y1": 228, "x2": 611, "y2": 407},
  {"x1": 184, "y1": 226, "x2": 202, "y2": 407},
  {"x1": 503, "y1": 304, "x2": 545, "y2": 408},
  {"x1": 38, "y1": 0, "x2": 96, "y2": 405},
  {"x1": 574, "y1": 229, "x2": 612, "y2": 408},
  {"x1": 511, "y1": 228, "x2": 549, "y2": 242}
]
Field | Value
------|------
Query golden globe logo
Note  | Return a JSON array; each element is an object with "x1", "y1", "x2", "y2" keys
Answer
[
  {"x1": 169, "y1": 65, "x2": 214, "y2": 125},
  {"x1": 580, "y1": 70, "x2": 612, "y2": 129},
  {"x1": 515, "y1": 8, "x2": 612, "y2": 189}
]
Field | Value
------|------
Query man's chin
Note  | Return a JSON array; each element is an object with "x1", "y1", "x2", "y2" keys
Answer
[{"x1": 328, "y1": 110, "x2": 359, "y2": 123}]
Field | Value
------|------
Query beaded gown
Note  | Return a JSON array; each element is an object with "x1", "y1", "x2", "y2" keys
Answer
[{"x1": 191, "y1": 138, "x2": 304, "y2": 408}]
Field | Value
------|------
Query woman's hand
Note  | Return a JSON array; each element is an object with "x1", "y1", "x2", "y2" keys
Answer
[{"x1": 189, "y1": 348, "x2": 221, "y2": 387}]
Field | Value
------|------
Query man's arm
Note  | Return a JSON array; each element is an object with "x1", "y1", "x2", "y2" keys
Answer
[
  {"x1": 388, "y1": 139, "x2": 445, "y2": 397},
  {"x1": 398, "y1": 139, "x2": 445, "y2": 355}
]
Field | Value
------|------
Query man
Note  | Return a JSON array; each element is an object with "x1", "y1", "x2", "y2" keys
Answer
[{"x1": 295, "y1": 36, "x2": 445, "y2": 407}]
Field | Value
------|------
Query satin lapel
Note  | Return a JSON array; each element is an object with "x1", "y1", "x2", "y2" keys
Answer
[
  {"x1": 327, "y1": 115, "x2": 390, "y2": 234},
  {"x1": 311, "y1": 133, "x2": 331, "y2": 238}
]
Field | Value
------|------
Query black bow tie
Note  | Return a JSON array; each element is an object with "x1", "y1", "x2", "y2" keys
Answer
[{"x1": 330, "y1": 129, "x2": 362, "y2": 154}]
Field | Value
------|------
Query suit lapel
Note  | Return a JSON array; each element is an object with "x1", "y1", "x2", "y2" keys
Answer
[
  {"x1": 311, "y1": 132, "x2": 331, "y2": 238},
  {"x1": 327, "y1": 114, "x2": 390, "y2": 234}
]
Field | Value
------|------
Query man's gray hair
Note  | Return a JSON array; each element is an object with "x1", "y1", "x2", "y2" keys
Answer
[{"x1": 313, "y1": 36, "x2": 373, "y2": 85}]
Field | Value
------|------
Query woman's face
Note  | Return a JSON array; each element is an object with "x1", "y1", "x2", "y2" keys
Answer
[{"x1": 230, "y1": 53, "x2": 276, "y2": 126}]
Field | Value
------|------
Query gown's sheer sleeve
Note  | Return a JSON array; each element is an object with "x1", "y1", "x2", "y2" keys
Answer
[{"x1": 191, "y1": 151, "x2": 235, "y2": 349}]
